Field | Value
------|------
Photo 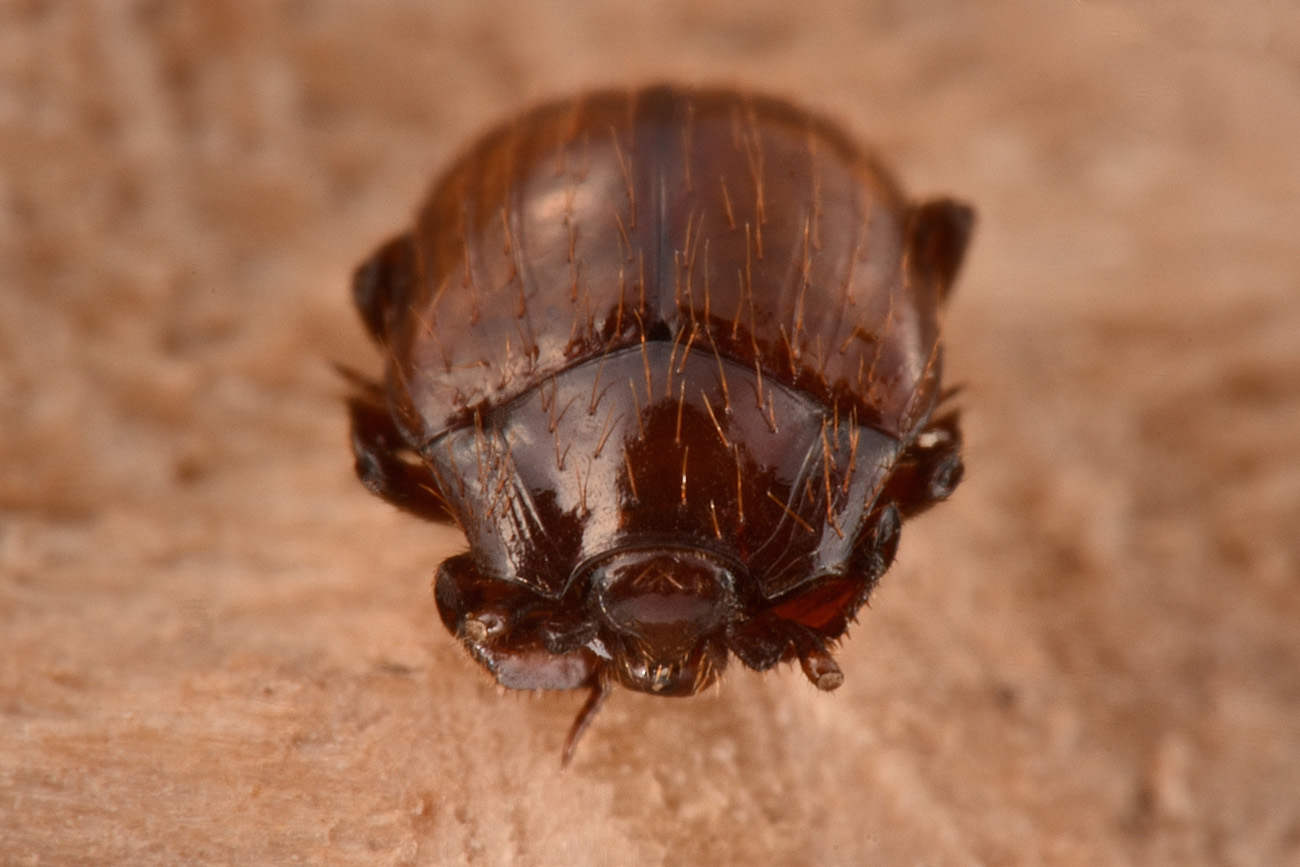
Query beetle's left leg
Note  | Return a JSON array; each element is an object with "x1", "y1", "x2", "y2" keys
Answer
[
  {"x1": 348, "y1": 396, "x2": 456, "y2": 524},
  {"x1": 352, "y1": 233, "x2": 415, "y2": 344},
  {"x1": 883, "y1": 412, "x2": 964, "y2": 519}
]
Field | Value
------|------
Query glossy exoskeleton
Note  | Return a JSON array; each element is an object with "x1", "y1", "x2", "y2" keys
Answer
[{"x1": 349, "y1": 85, "x2": 973, "y2": 762}]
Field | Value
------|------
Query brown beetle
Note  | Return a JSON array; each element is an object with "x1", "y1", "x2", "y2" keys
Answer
[{"x1": 349, "y1": 85, "x2": 973, "y2": 762}]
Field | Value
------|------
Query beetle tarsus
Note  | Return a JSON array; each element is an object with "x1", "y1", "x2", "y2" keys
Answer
[{"x1": 562, "y1": 678, "x2": 612, "y2": 766}]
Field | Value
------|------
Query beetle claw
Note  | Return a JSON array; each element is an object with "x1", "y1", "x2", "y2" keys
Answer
[{"x1": 562, "y1": 678, "x2": 612, "y2": 766}]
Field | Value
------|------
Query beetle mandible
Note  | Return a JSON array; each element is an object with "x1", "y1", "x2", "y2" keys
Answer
[{"x1": 348, "y1": 85, "x2": 974, "y2": 762}]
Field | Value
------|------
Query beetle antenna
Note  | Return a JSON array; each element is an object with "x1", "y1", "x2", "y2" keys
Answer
[{"x1": 562, "y1": 677, "x2": 612, "y2": 766}]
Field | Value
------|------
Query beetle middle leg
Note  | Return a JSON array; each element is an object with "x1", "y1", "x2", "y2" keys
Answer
[
  {"x1": 883, "y1": 412, "x2": 963, "y2": 518},
  {"x1": 348, "y1": 395, "x2": 455, "y2": 524}
]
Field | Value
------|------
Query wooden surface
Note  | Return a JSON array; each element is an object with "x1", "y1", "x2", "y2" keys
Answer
[{"x1": 2, "y1": 2, "x2": 1298, "y2": 864}]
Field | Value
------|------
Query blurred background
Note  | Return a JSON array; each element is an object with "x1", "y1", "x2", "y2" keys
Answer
[{"x1": 1, "y1": 2, "x2": 1297, "y2": 864}]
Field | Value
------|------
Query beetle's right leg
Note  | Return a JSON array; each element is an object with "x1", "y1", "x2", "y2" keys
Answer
[
  {"x1": 908, "y1": 199, "x2": 975, "y2": 303},
  {"x1": 352, "y1": 233, "x2": 416, "y2": 344},
  {"x1": 348, "y1": 396, "x2": 456, "y2": 524},
  {"x1": 885, "y1": 412, "x2": 964, "y2": 519}
]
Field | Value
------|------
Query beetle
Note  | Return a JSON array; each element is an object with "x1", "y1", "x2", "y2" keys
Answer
[{"x1": 348, "y1": 85, "x2": 973, "y2": 762}]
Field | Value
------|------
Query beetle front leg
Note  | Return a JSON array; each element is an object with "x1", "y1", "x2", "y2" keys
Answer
[{"x1": 348, "y1": 396, "x2": 456, "y2": 524}]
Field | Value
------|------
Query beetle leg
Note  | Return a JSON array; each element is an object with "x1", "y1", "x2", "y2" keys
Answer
[
  {"x1": 907, "y1": 199, "x2": 975, "y2": 303},
  {"x1": 349, "y1": 396, "x2": 456, "y2": 524},
  {"x1": 562, "y1": 677, "x2": 612, "y2": 766},
  {"x1": 353, "y1": 233, "x2": 416, "y2": 343},
  {"x1": 793, "y1": 631, "x2": 844, "y2": 691},
  {"x1": 727, "y1": 613, "x2": 847, "y2": 691},
  {"x1": 885, "y1": 413, "x2": 963, "y2": 518}
]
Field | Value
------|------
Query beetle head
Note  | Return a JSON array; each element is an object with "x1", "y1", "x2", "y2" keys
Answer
[{"x1": 587, "y1": 548, "x2": 735, "y2": 696}]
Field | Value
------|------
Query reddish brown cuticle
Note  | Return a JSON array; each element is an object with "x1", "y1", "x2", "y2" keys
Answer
[{"x1": 347, "y1": 84, "x2": 974, "y2": 763}]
